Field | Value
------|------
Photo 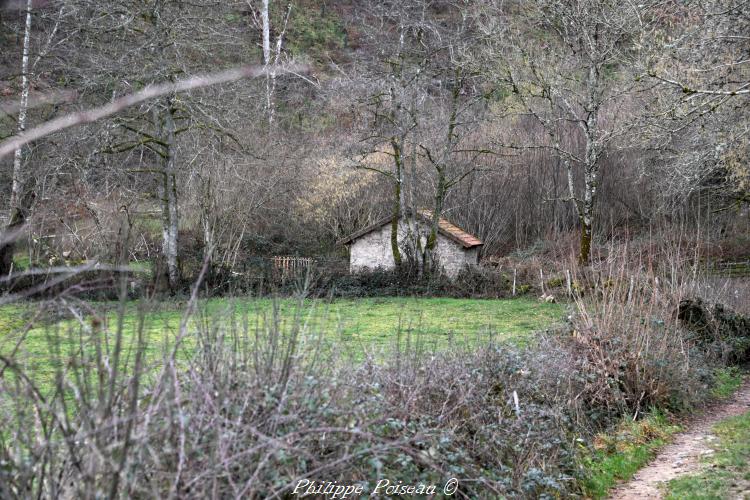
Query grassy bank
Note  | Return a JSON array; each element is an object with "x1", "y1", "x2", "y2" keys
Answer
[
  {"x1": 581, "y1": 412, "x2": 681, "y2": 498},
  {"x1": 579, "y1": 368, "x2": 746, "y2": 498}
]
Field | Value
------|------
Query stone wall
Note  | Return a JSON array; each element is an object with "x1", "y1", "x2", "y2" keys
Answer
[
  {"x1": 349, "y1": 224, "x2": 396, "y2": 271},
  {"x1": 349, "y1": 218, "x2": 479, "y2": 278},
  {"x1": 435, "y1": 234, "x2": 479, "y2": 277}
]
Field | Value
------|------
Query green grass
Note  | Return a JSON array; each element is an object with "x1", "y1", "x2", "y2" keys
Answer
[
  {"x1": 0, "y1": 297, "x2": 564, "y2": 388},
  {"x1": 579, "y1": 372, "x2": 746, "y2": 499},
  {"x1": 0, "y1": 304, "x2": 32, "y2": 332},
  {"x1": 581, "y1": 412, "x2": 681, "y2": 499},
  {"x1": 666, "y1": 410, "x2": 750, "y2": 499},
  {"x1": 127, "y1": 260, "x2": 153, "y2": 274},
  {"x1": 12, "y1": 253, "x2": 30, "y2": 271},
  {"x1": 712, "y1": 367, "x2": 744, "y2": 399}
]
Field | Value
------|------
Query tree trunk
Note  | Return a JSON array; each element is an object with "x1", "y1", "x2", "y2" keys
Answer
[
  {"x1": 579, "y1": 212, "x2": 592, "y2": 267},
  {"x1": 577, "y1": 63, "x2": 601, "y2": 266},
  {"x1": 160, "y1": 100, "x2": 180, "y2": 291},
  {"x1": 579, "y1": 166, "x2": 597, "y2": 265},
  {"x1": 424, "y1": 173, "x2": 446, "y2": 275},
  {"x1": 0, "y1": 0, "x2": 33, "y2": 277},
  {"x1": 261, "y1": 0, "x2": 273, "y2": 126},
  {"x1": 390, "y1": 138, "x2": 403, "y2": 267},
  {"x1": 424, "y1": 71, "x2": 460, "y2": 276},
  {"x1": 200, "y1": 176, "x2": 214, "y2": 265}
]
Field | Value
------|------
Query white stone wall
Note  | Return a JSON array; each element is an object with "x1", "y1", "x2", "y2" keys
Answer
[
  {"x1": 435, "y1": 234, "x2": 479, "y2": 277},
  {"x1": 349, "y1": 224, "x2": 396, "y2": 271},
  {"x1": 349, "y1": 219, "x2": 479, "y2": 278}
]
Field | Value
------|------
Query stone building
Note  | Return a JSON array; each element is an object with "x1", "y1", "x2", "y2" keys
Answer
[{"x1": 338, "y1": 210, "x2": 483, "y2": 277}]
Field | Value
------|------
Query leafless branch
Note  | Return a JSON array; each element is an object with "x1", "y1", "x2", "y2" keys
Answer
[{"x1": 0, "y1": 63, "x2": 307, "y2": 159}]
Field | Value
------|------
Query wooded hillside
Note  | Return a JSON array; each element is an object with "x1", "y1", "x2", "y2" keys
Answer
[{"x1": 1, "y1": 0, "x2": 748, "y2": 290}]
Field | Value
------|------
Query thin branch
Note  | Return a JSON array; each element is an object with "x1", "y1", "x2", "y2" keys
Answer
[
  {"x1": 0, "y1": 63, "x2": 307, "y2": 159},
  {"x1": 651, "y1": 74, "x2": 750, "y2": 96},
  {"x1": 353, "y1": 164, "x2": 395, "y2": 178}
]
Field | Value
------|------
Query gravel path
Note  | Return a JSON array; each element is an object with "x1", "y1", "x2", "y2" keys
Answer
[{"x1": 608, "y1": 378, "x2": 750, "y2": 500}]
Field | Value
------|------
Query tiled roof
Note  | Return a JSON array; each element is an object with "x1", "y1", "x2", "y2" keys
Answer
[
  {"x1": 417, "y1": 210, "x2": 483, "y2": 248},
  {"x1": 337, "y1": 210, "x2": 483, "y2": 248}
]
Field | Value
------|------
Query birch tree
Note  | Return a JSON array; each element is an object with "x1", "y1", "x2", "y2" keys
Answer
[
  {"x1": 154, "y1": 98, "x2": 179, "y2": 289},
  {"x1": 249, "y1": 0, "x2": 292, "y2": 127},
  {"x1": 69, "y1": 0, "x2": 246, "y2": 291},
  {"x1": 0, "y1": 0, "x2": 32, "y2": 277}
]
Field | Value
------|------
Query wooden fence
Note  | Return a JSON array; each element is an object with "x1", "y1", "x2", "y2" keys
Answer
[{"x1": 272, "y1": 256, "x2": 314, "y2": 278}]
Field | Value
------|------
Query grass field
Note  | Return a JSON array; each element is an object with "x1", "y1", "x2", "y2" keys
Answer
[{"x1": 1, "y1": 296, "x2": 565, "y2": 386}]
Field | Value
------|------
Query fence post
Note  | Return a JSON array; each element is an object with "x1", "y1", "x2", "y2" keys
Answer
[
  {"x1": 539, "y1": 269, "x2": 545, "y2": 295},
  {"x1": 512, "y1": 268, "x2": 517, "y2": 296}
]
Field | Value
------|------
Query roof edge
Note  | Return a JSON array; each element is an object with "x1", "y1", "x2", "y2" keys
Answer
[
  {"x1": 337, "y1": 211, "x2": 483, "y2": 249},
  {"x1": 336, "y1": 215, "x2": 394, "y2": 246}
]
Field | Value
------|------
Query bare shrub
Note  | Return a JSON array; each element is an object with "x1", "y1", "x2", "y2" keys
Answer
[{"x1": 561, "y1": 246, "x2": 721, "y2": 423}]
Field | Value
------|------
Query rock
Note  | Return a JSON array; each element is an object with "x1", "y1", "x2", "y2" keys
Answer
[{"x1": 539, "y1": 293, "x2": 556, "y2": 303}]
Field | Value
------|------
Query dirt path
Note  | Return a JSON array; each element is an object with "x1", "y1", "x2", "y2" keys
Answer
[{"x1": 608, "y1": 378, "x2": 750, "y2": 500}]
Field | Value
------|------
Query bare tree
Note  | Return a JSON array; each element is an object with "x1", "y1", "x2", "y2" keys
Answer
[
  {"x1": 349, "y1": 1, "x2": 490, "y2": 274},
  {"x1": 64, "y1": 0, "x2": 253, "y2": 291},
  {"x1": 640, "y1": 0, "x2": 750, "y2": 210},
  {"x1": 248, "y1": 0, "x2": 292, "y2": 127},
  {"x1": 416, "y1": 19, "x2": 491, "y2": 275},
  {"x1": 486, "y1": 0, "x2": 651, "y2": 264},
  {"x1": 350, "y1": 1, "x2": 429, "y2": 269}
]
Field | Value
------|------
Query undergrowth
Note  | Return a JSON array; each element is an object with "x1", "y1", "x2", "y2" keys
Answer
[{"x1": 711, "y1": 366, "x2": 744, "y2": 398}]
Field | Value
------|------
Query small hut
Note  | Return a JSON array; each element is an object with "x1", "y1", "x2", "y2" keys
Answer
[{"x1": 338, "y1": 210, "x2": 483, "y2": 277}]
